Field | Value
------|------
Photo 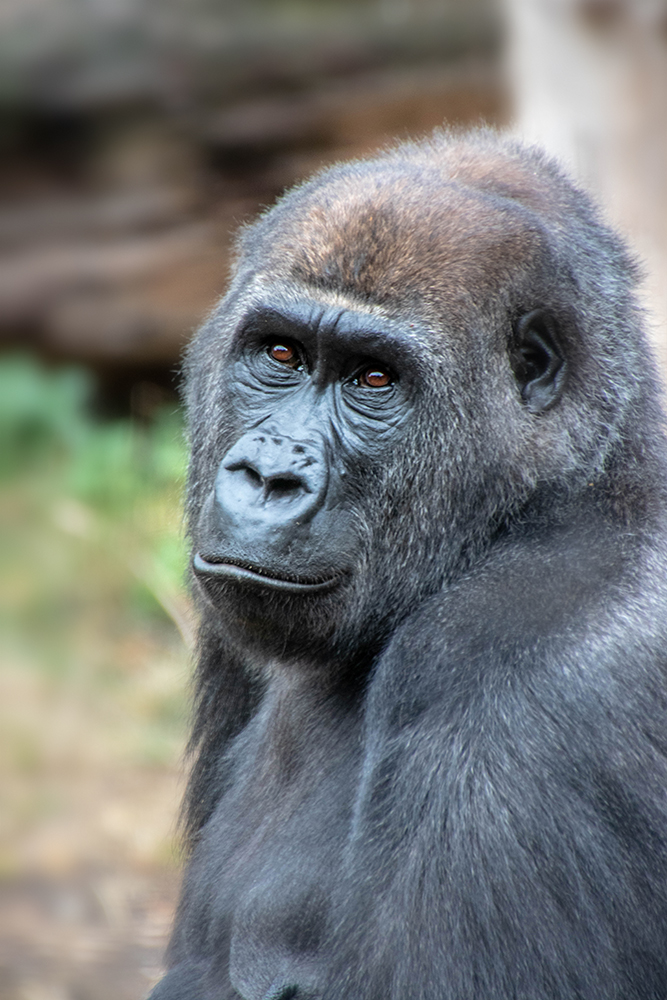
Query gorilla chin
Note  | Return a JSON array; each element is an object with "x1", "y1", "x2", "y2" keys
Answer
[{"x1": 150, "y1": 129, "x2": 667, "y2": 1000}]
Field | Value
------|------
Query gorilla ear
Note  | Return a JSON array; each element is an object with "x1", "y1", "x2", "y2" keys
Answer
[{"x1": 510, "y1": 309, "x2": 566, "y2": 413}]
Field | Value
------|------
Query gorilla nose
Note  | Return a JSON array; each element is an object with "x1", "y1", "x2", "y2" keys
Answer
[
  {"x1": 214, "y1": 429, "x2": 328, "y2": 524},
  {"x1": 232, "y1": 464, "x2": 303, "y2": 501}
]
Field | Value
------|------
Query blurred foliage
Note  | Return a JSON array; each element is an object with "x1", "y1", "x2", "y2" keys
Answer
[{"x1": 0, "y1": 354, "x2": 192, "y2": 875}]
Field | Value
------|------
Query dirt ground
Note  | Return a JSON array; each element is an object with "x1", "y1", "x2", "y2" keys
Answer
[
  {"x1": 0, "y1": 753, "x2": 185, "y2": 1000},
  {"x1": 0, "y1": 866, "x2": 178, "y2": 1000},
  {"x1": 0, "y1": 622, "x2": 189, "y2": 1000}
]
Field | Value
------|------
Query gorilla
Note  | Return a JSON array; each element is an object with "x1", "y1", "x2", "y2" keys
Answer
[{"x1": 150, "y1": 130, "x2": 667, "y2": 1000}]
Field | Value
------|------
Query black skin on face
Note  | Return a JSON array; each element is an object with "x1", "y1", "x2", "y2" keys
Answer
[
  {"x1": 150, "y1": 131, "x2": 667, "y2": 1000},
  {"x1": 194, "y1": 297, "x2": 563, "y2": 623},
  {"x1": 194, "y1": 299, "x2": 417, "y2": 597}
]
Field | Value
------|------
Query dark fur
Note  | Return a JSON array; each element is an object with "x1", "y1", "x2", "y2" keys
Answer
[{"x1": 150, "y1": 130, "x2": 667, "y2": 1000}]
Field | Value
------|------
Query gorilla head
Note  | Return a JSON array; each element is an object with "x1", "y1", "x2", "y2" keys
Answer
[
  {"x1": 187, "y1": 131, "x2": 650, "y2": 665},
  {"x1": 151, "y1": 131, "x2": 667, "y2": 1000}
]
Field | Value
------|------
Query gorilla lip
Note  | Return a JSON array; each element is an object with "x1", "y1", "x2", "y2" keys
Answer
[{"x1": 193, "y1": 552, "x2": 341, "y2": 593}]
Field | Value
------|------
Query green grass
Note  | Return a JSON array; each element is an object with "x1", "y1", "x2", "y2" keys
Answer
[{"x1": 0, "y1": 354, "x2": 193, "y2": 874}]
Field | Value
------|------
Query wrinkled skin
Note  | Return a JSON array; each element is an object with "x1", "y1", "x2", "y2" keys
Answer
[
  {"x1": 149, "y1": 131, "x2": 667, "y2": 1000},
  {"x1": 196, "y1": 302, "x2": 414, "y2": 589}
]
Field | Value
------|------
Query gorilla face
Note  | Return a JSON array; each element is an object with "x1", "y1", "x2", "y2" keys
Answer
[
  {"x1": 192, "y1": 293, "x2": 420, "y2": 655},
  {"x1": 192, "y1": 280, "x2": 567, "y2": 659}
]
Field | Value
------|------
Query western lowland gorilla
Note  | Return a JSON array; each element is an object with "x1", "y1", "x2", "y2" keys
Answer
[{"x1": 150, "y1": 130, "x2": 667, "y2": 1000}]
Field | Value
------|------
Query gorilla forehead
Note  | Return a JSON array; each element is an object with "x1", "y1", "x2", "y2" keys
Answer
[
  {"x1": 295, "y1": 193, "x2": 546, "y2": 308},
  {"x1": 240, "y1": 138, "x2": 562, "y2": 313}
]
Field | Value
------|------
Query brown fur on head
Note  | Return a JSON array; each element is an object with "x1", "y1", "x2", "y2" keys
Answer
[{"x1": 235, "y1": 130, "x2": 599, "y2": 317}]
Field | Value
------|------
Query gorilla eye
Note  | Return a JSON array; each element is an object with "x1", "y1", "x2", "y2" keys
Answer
[
  {"x1": 268, "y1": 342, "x2": 301, "y2": 368},
  {"x1": 357, "y1": 366, "x2": 393, "y2": 389}
]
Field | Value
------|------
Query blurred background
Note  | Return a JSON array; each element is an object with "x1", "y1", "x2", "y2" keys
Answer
[{"x1": 0, "y1": 1, "x2": 665, "y2": 997}]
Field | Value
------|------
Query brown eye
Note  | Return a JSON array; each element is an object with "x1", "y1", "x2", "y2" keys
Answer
[
  {"x1": 358, "y1": 366, "x2": 392, "y2": 388},
  {"x1": 269, "y1": 342, "x2": 298, "y2": 366}
]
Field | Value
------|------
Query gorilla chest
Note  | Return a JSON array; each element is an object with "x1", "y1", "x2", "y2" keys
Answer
[{"x1": 205, "y1": 703, "x2": 361, "y2": 998}]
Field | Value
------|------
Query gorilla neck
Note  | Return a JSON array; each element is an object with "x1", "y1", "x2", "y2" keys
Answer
[{"x1": 521, "y1": 447, "x2": 667, "y2": 536}]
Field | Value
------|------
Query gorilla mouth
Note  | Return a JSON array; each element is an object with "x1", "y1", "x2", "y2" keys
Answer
[{"x1": 193, "y1": 553, "x2": 341, "y2": 593}]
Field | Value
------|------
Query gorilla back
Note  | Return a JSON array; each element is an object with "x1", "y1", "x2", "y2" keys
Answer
[{"x1": 151, "y1": 131, "x2": 667, "y2": 1000}]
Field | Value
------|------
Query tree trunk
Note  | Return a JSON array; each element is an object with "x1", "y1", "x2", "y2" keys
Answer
[{"x1": 503, "y1": 0, "x2": 667, "y2": 364}]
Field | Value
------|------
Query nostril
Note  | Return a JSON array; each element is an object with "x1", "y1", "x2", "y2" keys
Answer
[{"x1": 267, "y1": 475, "x2": 303, "y2": 498}]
